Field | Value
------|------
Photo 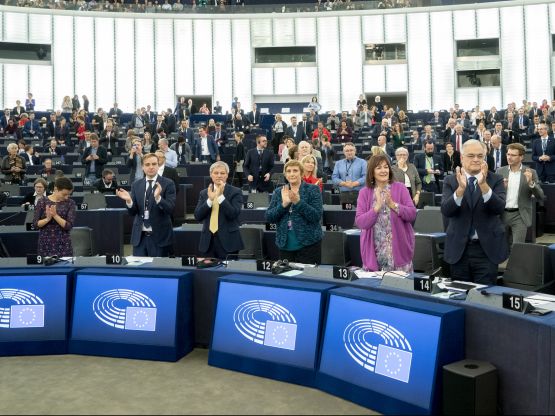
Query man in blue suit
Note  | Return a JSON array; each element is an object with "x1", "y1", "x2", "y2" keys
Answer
[
  {"x1": 194, "y1": 126, "x2": 219, "y2": 163},
  {"x1": 23, "y1": 112, "x2": 41, "y2": 137},
  {"x1": 194, "y1": 161, "x2": 244, "y2": 259},
  {"x1": 441, "y1": 139, "x2": 508, "y2": 285},
  {"x1": 531, "y1": 123, "x2": 555, "y2": 183},
  {"x1": 116, "y1": 153, "x2": 176, "y2": 257}
]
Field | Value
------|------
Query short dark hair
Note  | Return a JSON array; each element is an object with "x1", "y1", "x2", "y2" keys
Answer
[
  {"x1": 54, "y1": 177, "x2": 73, "y2": 192},
  {"x1": 507, "y1": 143, "x2": 526, "y2": 156},
  {"x1": 365, "y1": 154, "x2": 393, "y2": 188},
  {"x1": 102, "y1": 169, "x2": 114, "y2": 177}
]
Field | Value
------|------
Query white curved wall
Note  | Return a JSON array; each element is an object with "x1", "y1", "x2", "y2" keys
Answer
[{"x1": 0, "y1": 0, "x2": 553, "y2": 113}]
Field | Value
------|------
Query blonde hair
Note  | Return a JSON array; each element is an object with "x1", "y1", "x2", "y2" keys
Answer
[{"x1": 300, "y1": 154, "x2": 318, "y2": 175}]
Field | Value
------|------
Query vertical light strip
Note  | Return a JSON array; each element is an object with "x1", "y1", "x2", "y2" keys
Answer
[
  {"x1": 406, "y1": 13, "x2": 431, "y2": 111},
  {"x1": 232, "y1": 19, "x2": 252, "y2": 111},
  {"x1": 430, "y1": 11, "x2": 454, "y2": 110},
  {"x1": 317, "y1": 16, "x2": 340, "y2": 112},
  {"x1": 500, "y1": 7, "x2": 525, "y2": 105},
  {"x1": 174, "y1": 19, "x2": 193, "y2": 99},
  {"x1": 74, "y1": 17, "x2": 95, "y2": 111},
  {"x1": 135, "y1": 19, "x2": 155, "y2": 109},
  {"x1": 525, "y1": 4, "x2": 550, "y2": 103},
  {"x1": 154, "y1": 19, "x2": 175, "y2": 112},
  {"x1": 193, "y1": 19, "x2": 213, "y2": 96},
  {"x1": 213, "y1": 19, "x2": 233, "y2": 109},
  {"x1": 95, "y1": 17, "x2": 115, "y2": 111},
  {"x1": 339, "y1": 16, "x2": 362, "y2": 112},
  {"x1": 53, "y1": 15, "x2": 74, "y2": 111},
  {"x1": 115, "y1": 18, "x2": 135, "y2": 112}
]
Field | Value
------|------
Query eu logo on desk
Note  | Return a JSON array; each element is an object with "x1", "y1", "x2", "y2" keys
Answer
[
  {"x1": 0, "y1": 288, "x2": 45, "y2": 329},
  {"x1": 233, "y1": 300, "x2": 297, "y2": 351},
  {"x1": 343, "y1": 319, "x2": 413, "y2": 383},
  {"x1": 92, "y1": 289, "x2": 157, "y2": 332}
]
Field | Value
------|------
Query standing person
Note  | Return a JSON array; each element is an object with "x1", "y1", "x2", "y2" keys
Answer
[
  {"x1": 391, "y1": 147, "x2": 421, "y2": 207},
  {"x1": 301, "y1": 154, "x2": 323, "y2": 191},
  {"x1": 307, "y1": 96, "x2": 322, "y2": 114},
  {"x1": 33, "y1": 177, "x2": 76, "y2": 257},
  {"x1": 82, "y1": 134, "x2": 108, "y2": 182},
  {"x1": 72, "y1": 95, "x2": 81, "y2": 111},
  {"x1": 193, "y1": 126, "x2": 219, "y2": 163},
  {"x1": 1, "y1": 143, "x2": 26, "y2": 184},
  {"x1": 496, "y1": 143, "x2": 544, "y2": 247},
  {"x1": 271, "y1": 114, "x2": 287, "y2": 154},
  {"x1": 116, "y1": 153, "x2": 176, "y2": 257},
  {"x1": 243, "y1": 135, "x2": 274, "y2": 193},
  {"x1": 233, "y1": 132, "x2": 245, "y2": 188},
  {"x1": 355, "y1": 154, "x2": 416, "y2": 272},
  {"x1": 331, "y1": 142, "x2": 366, "y2": 205},
  {"x1": 194, "y1": 161, "x2": 244, "y2": 260},
  {"x1": 531, "y1": 123, "x2": 555, "y2": 183},
  {"x1": 443, "y1": 142, "x2": 461, "y2": 176},
  {"x1": 25, "y1": 93, "x2": 35, "y2": 112},
  {"x1": 441, "y1": 139, "x2": 508, "y2": 285},
  {"x1": 414, "y1": 141, "x2": 443, "y2": 194},
  {"x1": 266, "y1": 160, "x2": 323, "y2": 264}
]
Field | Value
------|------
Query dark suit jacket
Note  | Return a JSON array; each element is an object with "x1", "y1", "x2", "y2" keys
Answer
[
  {"x1": 441, "y1": 173, "x2": 508, "y2": 264},
  {"x1": 128, "y1": 175, "x2": 176, "y2": 248},
  {"x1": 532, "y1": 137, "x2": 555, "y2": 177},
  {"x1": 94, "y1": 178, "x2": 119, "y2": 195},
  {"x1": 193, "y1": 184, "x2": 245, "y2": 254},
  {"x1": 414, "y1": 152, "x2": 444, "y2": 182},
  {"x1": 487, "y1": 146, "x2": 508, "y2": 172},
  {"x1": 243, "y1": 148, "x2": 275, "y2": 181},
  {"x1": 442, "y1": 151, "x2": 461, "y2": 174},
  {"x1": 285, "y1": 125, "x2": 308, "y2": 144},
  {"x1": 82, "y1": 145, "x2": 108, "y2": 178},
  {"x1": 100, "y1": 131, "x2": 118, "y2": 154},
  {"x1": 21, "y1": 152, "x2": 40, "y2": 166},
  {"x1": 160, "y1": 165, "x2": 179, "y2": 192},
  {"x1": 193, "y1": 135, "x2": 219, "y2": 162},
  {"x1": 247, "y1": 110, "x2": 261, "y2": 125}
]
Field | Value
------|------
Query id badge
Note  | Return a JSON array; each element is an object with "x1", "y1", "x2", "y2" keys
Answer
[
  {"x1": 287, "y1": 219, "x2": 292, "y2": 230},
  {"x1": 144, "y1": 210, "x2": 150, "y2": 220}
]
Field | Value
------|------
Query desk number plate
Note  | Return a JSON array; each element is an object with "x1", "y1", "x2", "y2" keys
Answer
[
  {"x1": 414, "y1": 277, "x2": 432, "y2": 293},
  {"x1": 502, "y1": 293, "x2": 525, "y2": 312}
]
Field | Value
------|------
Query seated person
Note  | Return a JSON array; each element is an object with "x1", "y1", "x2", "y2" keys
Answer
[
  {"x1": 94, "y1": 168, "x2": 119, "y2": 195},
  {"x1": 22, "y1": 178, "x2": 48, "y2": 209}
]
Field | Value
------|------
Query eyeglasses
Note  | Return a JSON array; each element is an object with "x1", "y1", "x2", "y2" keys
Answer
[{"x1": 463, "y1": 154, "x2": 485, "y2": 159}]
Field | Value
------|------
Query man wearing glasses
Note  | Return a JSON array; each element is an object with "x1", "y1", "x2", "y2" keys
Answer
[
  {"x1": 441, "y1": 139, "x2": 508, "y2": 285},
  {"x1": 531, "y1": 123, "x2": 555, "y2": 183}
]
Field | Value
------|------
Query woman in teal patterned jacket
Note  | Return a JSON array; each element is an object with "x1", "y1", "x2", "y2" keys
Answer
[{"x1": 266, "y1": 159, "x2": 323, "y2": 264}]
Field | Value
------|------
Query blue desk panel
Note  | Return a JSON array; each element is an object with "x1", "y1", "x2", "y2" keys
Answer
[
  {"x1": 0, "y1": 268, "x2": 72, "y2": 356},
  {"x1": 317, "y1": 287, "x2": 464, "y2": 415},
  {"x1": 70, "y1": 268, "x2": 193, "y2": 362},
  {"x1": 209, "y1": 274, "x2": 336, "y2": 386}
]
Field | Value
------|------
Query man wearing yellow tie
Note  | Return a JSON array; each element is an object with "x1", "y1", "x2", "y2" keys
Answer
[{"x1": 194, "y1": 161, "x2": 245, "y2": 259}]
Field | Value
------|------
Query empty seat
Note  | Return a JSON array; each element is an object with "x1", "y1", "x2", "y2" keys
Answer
[
  {"x1": 502, "y1": 243, "x2": 554, "y2": 293},
  {"x1": 238, "y1": 227, "x2": 264, "y2": 260},
  {"x1": 414, "y1": 209, "x2": 444, "y2": 233},
  {"x1": 83, "y1": 192, "x2": 107, "y2": 209},
  {"x1": 247, "y1": 192, "x2": 270, "y2": 207},
  {"x1": 0, "y1": 183, "x2": 21, "y2": 197},
  {"x1": 71, "y1": 226, "x2": 96, "y2": 256},
  {"x1": 321, "y1": 231, "x2": 350, "y2": 266},
  {"x1": 412, "y1": 234, "x2": 443, "y2": 274}
]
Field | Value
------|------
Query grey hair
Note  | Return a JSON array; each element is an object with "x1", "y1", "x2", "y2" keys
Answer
[
  {"x1": 7, "y1": 143, "x2": 18, "y2": 152},
  {"x1": 395, "y1": 147, "x2": 409, "y2": 157},
  {"x1": 158, "y1": 138, "x2": 169, "y2": 146},
  {"x1": 209, "y1": 161, "x2": 230, "y2": 175},
  {"x1": 461, "y1": 139, "x2": 486, "y2": 156}
]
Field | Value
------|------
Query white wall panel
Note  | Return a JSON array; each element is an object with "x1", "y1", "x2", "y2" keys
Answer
[
  {"x1": 95, "y1": 18, "x2": 115, "y2": 111},
  {"x1": 213, "y1": 19, "x2": 233, "y2": 112},
  {"x1": 135, "y1": 19, "x2": 154, "y2": 108},
  {"x1": 29, "y1": 65, "x2": 53, "y2": 111},
  {"x1": 29, "y1": 14, "x2": 52, "y2": 44},
  {"x1": 476, "y1": 9, "x2": 499, "y2": 39},
  {"x1": 232, "y1": 20, "x2": 252, "y2": 110},
  {"x1": 75, "y1": 17, "x2": 95, "y2": 111},
  {"x1": 430, "y1": 11, "x2": 454, "y2": 111},
  {"x1": 174, "y1": 20, "x2": 193, "y2": 99},
  {"x1": 252, "y1": 68, "x2": 273, "y2": 96},
  {"x1": 407, "y1": 13, "x2": 431, "y2": 111},
  {"x1": 4, "y1": 12, "x2": 27, "y2": 42},
  {"x1": 363, "y1": 65, "x2": 385, "y2": 93},
  {"x1": 251, "y1": 19, "x2": 272, "y2": 47},
  {"x1": 552, "y1": 57, "x2": 555, "y2": 89},
  {"x1": 550, "y1": 3, "x2": 555, "y2": 33},
  {"x1": 339, "y1": 16, "x2": 362, "y2": 112},
  {"x1": 385, "y1": 64, "x2": 407, "y2": 93},
  {"x1": 52, "y1": 15, "x2": 73, "y2": 111},
  {"x1": 296, "y1": 67, "x2": 317, "y2": 95},
  {"x1": 273, "y1": 18, "x2": 294, "y2": 46},
  {"x1": 455, "y1": 88, "x2": 478, "y2": 112},
  {"x1": 274, "y1": 67, "x2": 296, "y2": 95},
  {"x1": 478, "y1": 87, "x2": 502, "y2": 110},
  {"x1": 453, "y1": 10, "x2": 475, "y2": 40},
  {"x1": 0, "y1": 12, "x2": 3, "y2": 41},
  {"x1": 384, "y1": 14, "x2": 406, "y2": 43},
  {"x1": 525, "y1": 4, "x2": 551, "y2": 103},
  {"x1": 193, "y1": 20, "x2": 213, "y2": 96},
  {"x1": 295, "y1": 18, "x2": 316, "y2": 45},
  {"x1": 317, "y1": 17, "x2": 340, "y2": 112},
  {"x1": 500, "y1": 7, "x2": 525, "y2": 106},
  {"x1": 4, "y1": 64, "x2": 27, "y2": 109},
  {"x1": 115, "y1": 18, "x2": 134, "y2": 111},
  {"x1": 154, "y1": 19, "x2": 175, "y2": 111},
  {"x1": 0, "y1": 65, "x2": 3, "y2": 109},
  {"x1": 362, "y1": 15, "x2": 383, "y2": 44}
]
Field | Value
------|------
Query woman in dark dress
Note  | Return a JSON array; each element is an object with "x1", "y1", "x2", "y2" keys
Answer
[
  {"x1": 442, "y1": 142, "x2": 461, "y2": 176},
  {"x1": 33, "y1": 177, "x2": 76, "y2": 257}
]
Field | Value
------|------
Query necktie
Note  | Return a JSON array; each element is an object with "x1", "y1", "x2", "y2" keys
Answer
[
  {"x1": 468, "y1": 176, "x2": 477, "y2": 239},
  {"x1": 425, "y1": 157, "x2": 432, "y2": 184},
  {"x1": 144, "y1": 180, "x2": 153, "y2": 228},
  {"x1": 456, "y1": 135, "x2": 461, "y2": 152},
  {"x1": 209, "y1": 198, "x2": 219, "y2": 234},
  {"x1": 542, "y1": 139, "x2": 547, "y2": 153},
  {"x1": 496, "y1": 149, "x2": 501, "y2": 169}
]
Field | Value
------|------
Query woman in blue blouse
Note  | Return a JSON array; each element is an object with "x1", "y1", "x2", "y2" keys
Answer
[{"x1": 266, "y1": 159, "x2": 323, "y2": 264}]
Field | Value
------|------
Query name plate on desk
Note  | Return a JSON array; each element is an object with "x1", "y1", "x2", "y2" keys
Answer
[
  {"x1": 265, "y1": 223, "x2": 277, "y2": 231},
  {"x1": 182, "y1": 256, "x2": 197, "y2": 267},
  {"x1": 502, "y1": 293, "x2": 525, "y2": 312},
  {"x1": 333, "y1": 266, "x2": 352, "y2": 280},
  {"x1": 341, "y1": 203, "x2": 353, "y2": 211},
  {"x1": 414, "y1": 276, "x2": 433, "y2": 293},
  {"x1": 25, "y1": 222, "x2": 37, "y2": 231},
  {"x1": 26, "y1": 254, "x2": 44, "y2": 265},
  {"x1": 78, "y1": 203, "x2": 89, "y2": 211},
  {"x1": 326, "y1": 224, "x2": 340, "y2": 231},
  {"x1": 244, "y1": 202, "x2": 255, "y2": 209},
  {"x1": 256, "y1": 260, "x2": 272, "y2": 272},
  {"x1": 106, "y1": 254, "x2": 125, "y2": 265}
]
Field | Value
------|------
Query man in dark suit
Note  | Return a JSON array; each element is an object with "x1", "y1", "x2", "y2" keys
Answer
[
  {"x1": 116, "y1": 153, "x2": 176, "y2": 257},
  {"x1": 448, "y1": 125, "x2": 469, "y2": 154},
  {"x1": 100, "y1": 123, "x2": 118, "y2": 156},
  {"x1": 23, "y1": 112, "x2": 40, "y2": 137},
  {"x1": 213, "y1": 101, "x2": 222, "y2": 115},
  {"x1": 246, "y1": 103, "x2": 261, "y2": 126},
  {"x1": 154, "y1": 114, "x2": 168, "y2": 135},
  {"x1": 164, "y1": 109, "x2": 177, "y2": 134},
  {"x1": 487, "y1": 135, "x2": 507, "y2": 172},
  {"x1": 94, "y1": 169, "x2": 119, "y2": 195},
  {"x1": 108, "y1": 102, "x2": 123, "y2": 120},
  {"x1": 243, "y1": 135, "x2": 274, "y2": 193},
  {"x1": 21, "y1": 145, "x2": 40, "y2": 166},
  {"x1": 414, "y1": 141, "x2": 443, "y2": 194},
  {"x1": 12, "y1": 100, "x2": 24, "y2": 120},
  {"x1": 486, "y1": 106, "x2": 501, "y2": 128},
  {"x1": 177, "y1": 119, "x2": 195, "y2": 147},
  {"x1": 194, "y1": 161, "x2": 244, "y2": 259},
  {"x1": 213, "y1": 123, "x2": 228, "y2": 154},
  {"x1": 515, "y1": 108, "x2": 529, "y2": 137},
  {"x1": 82, "y1": 134, "x2": 108, "y2": 180},
  {"x1": 371, "y1": 119, "x2": 392, "y2": 141},
  {"x1": 155, "y1": 150, "x2": 179, "y2": 192},
  {"x1": 441, "y1": 139, "x2": 508, "y2": 285},
  {"x1": 532, "y1": 123, "x2": 555, "y2": 183},
  {"x1": 528, "y1": 102, "x2": 542, "y2": 120},
  {"x1": 285, "y1": 116, "x2": 307, "y2": 144},
  {"x1": 193, "y1": 126, "x2": 219, "y2": 163},
  {"x1": 496, "y1": 143, "x2": 544, "y2": 247},
  {"x1": 376, "y1": 134, "x2": 395, "y2": 161}
]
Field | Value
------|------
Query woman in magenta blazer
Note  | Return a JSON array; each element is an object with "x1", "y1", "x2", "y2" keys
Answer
[{"x1": 355, "y1": 154, "x2": 417, "y2": 272}]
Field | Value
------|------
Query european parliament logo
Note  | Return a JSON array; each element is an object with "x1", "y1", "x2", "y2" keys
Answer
[
  {"x1": 343, "y1": 319, "x2": 413, "y2": 383},
  {"x1": 0, "y1": 288, "x2": 45, "y2": 329},
  {"x1": 93, "y1": 289, "x2": 157, "y2": 332},
  {"x1": 233, "y1": 300, "x2": 297, "y2": 351}
]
